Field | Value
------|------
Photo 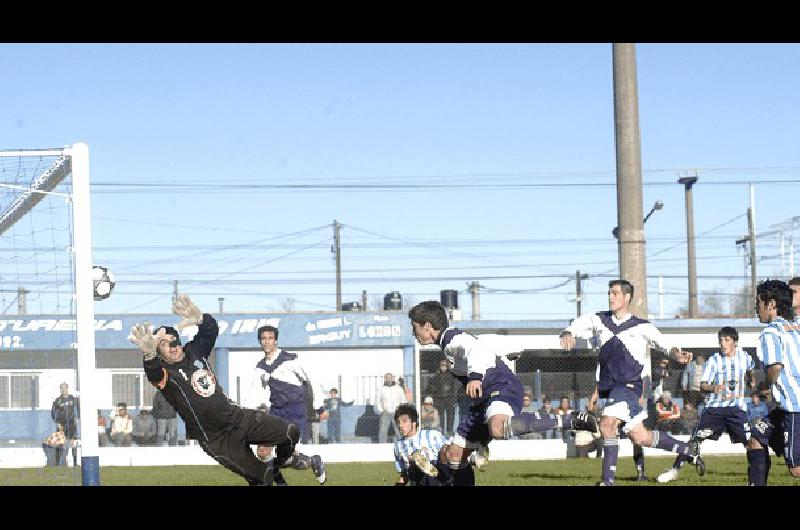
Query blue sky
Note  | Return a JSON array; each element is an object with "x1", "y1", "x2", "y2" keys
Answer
[{"x1": 1, "y1": 43, "x2": 798, "y2": 319}]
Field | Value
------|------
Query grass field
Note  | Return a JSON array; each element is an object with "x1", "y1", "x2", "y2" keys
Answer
[{"x1": 4, "y1": 455, "x2": 797, "y2": 486}]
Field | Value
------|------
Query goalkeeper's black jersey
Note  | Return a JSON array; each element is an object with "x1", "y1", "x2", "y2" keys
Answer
[{"x1": 143, "y1": 314, "x2": 242, "y2": 442}]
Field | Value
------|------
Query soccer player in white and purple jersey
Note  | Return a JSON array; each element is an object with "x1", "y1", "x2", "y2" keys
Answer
[
  {"x1": 408, "y1": 301, "x2": 597, "y2": 478},
  {"x1": 392, "y1": 403, "x2": 473, "y2": 486},
  {"x1": 747, "y1": 279, "x2": 800, "y2": 485},
  {"x1": 657, "y1": 326, "x2": 755, "y2": 483},
  {"x1": 560, "y1": 279, "x2": 700, "y2": 486}
]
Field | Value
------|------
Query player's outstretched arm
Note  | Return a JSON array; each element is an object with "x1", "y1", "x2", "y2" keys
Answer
[{"x1": 172, "y1": 294, "x2": 204, "y2": 331}]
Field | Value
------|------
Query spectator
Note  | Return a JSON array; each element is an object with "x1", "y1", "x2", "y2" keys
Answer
[
  {"x1": 152, "y1": 390, "x2": 178, "y2": 446},
  {"x1": 42, "y1": 423, "x2": 67, "y2": 467},
  {"x1": 681, "y1": 353, "x2": 707, "y2": 408},
  {"x1": 50, "y1": 382, "x2": 79, "y2": 467},
  {"x1": 556, "y1": 395, "x2": 575, "y2": 446},
  {"x1": 538, "y1": 399, "x2": 557, "y2": 439},
  {"x1": 655, "y1": 391, "x2": 687, "y2": 435},
  {"x1": 322, "y1": 388, "x2": 353, "y2": 444},
  {"x1": 425, "y1": 359, "x2": 459, "y2": 436},
  {"x1": 747, "y1": 392, "x2": 770, "y2": 424},
  {"x1": 132, "y1": 409, "x2": 158, "y2": 446},
  {"x1": 682, "y1": 401, "x2": 699, "y2": 434},
  {"x1": 420, "y1": 396, "x2": 441, "y2": 431},
  {"x1": 376, "y1": 373, "x2": 406, "y2": 443},
  {"x1": 518, "y1": 393, "x2": 542, "y2": 439},
  {"x1": 398, "y1": 377, "x2": 413, "y2": 404},
  {"x1": 97, "y1": 411, "x2": 110, "y2": 447},
  {"x1": 110, "y1": 403, "x2": 133, "y2": 447}
]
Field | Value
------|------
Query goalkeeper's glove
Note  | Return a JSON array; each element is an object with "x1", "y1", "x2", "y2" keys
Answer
[
  {"x1": 172, "y1": 294, "x2": 203, "y2": 331},
  {"x1": 128, "y1": 322, "x2": 168, "y2": 361}
]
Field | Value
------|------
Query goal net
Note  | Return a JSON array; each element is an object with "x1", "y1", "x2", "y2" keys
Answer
[{"x1": 0, "y1": 144, "x2": 100, "y2": 485}]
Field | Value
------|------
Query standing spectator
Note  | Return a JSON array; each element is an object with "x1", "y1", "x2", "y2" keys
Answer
[
  {"x1": 132, "y1": 409, "x2": 158, "y2": 446},
  {"x1": 747, "y1": 391, "x2": 769, "y2": 424},
  {"x1": 322, "y1": 388, "x2": 353, "y2": 444},
  {"x1": 681, "y1": 402, "x2": 699, "y2": 433},
  {"x1": 51, "y1": 382, "x2": 79, "y2": 466},
  {"x1": 398, "y1": 377, "x2": 413, "y2": 404},
  {"x1": 681, "y1": 353, "x2": 707, "y2": 408},
  {"x1": 97, "y1": 411, "x2": 110, "y2": 447},
  {"x1": 420, "y1": 396, "x2": 440, "y2": 431},
  {"x1": 110, "y1": 403, "x2": 133, "y2": 447},
  {"x1": 42, "y1": 423, "x2": 67, "y2": 466},
  {"x1": 425, "y1": 360, "x2": 459, "y2": 436},
  {"x1": 655, "y1": 391, "x2": 686, "y2": 435},
  {"x1": 151, "y1": 390, "x2": 178, "y2": 446},
  {"x1": 376, "y1": 373, "x2": 406, "y2": 443}
]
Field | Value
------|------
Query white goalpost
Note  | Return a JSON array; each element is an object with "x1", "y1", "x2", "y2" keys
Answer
[{"x1": 0, "y1": 143, "x2": 101, "y2": 485}]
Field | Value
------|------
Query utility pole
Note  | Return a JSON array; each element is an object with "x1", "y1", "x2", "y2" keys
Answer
[
  {"x1": 173, "y1": 280, "x2": 178, "y2": 304},
  {"x1": 575, "y1": 270, "x2": 588, "y2": 317},
  {"x1": 678, "y1": 174, "x2": 699, "y2": 318},
  {"x1": 736, "y1": 207, "x2": 759, "y2": 303},
  {"x1": 613, "y1": 43, "x2": 648, "y2": 317},
  {"x1": 17, "y1": 287, "x2": 27, "y2": 315},
  {"x1": 218, "y1": 297, "x2": 224, "y2": 314},
  {"x1": 469, "y1": 281, "x2": 481, "y2": 320},
  {"x1": 362, "y1": 289, "x2": 367, "y2": 311},
  {"x1": 332, "y1": 220, "x2": 342, "y2": 311}
]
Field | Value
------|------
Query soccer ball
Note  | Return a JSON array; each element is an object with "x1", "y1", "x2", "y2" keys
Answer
[{"x1": 92, "y1": 266, "x2": 115, "y2": 301}]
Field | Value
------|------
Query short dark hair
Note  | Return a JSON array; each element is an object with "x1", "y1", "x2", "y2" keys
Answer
[
  {"x1": 408, "y1": 301, "x2": 449, "y2": 331},
  {"x1": 757, "y1": 279, "x2": 795, "y2": 321},
  {"x1": 608, "y1": 279, "x2": 634, "y2": 299},
  {"x1": 789, "y1": 277, "x2": 800, "y2": 288},
  {"x1": 394, "y1": 403, "x2": 418, "y2": 425},
  {"x1": 718, "y1": 326, "x2": 739, "y2": 342},
  {"x1": 257, "y1": 325, "x2": 279, "y2": 341},
  {"x1": 154, "y1": 326, "x2": 181, "y2": 345}
]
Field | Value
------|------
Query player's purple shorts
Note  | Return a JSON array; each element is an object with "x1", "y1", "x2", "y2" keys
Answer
[
  {"x1": 750, "y1": 408, "x2": 800, "y2": 468},
  {"x1": 270, "y1": 402, "x2": 307, "y2": 441},
  {"x1": 692, "y1": 407, "x2": 750, "y2": 444},
  {"x1": 456, "y1": 358, "x2": 523, "y2": 445}
]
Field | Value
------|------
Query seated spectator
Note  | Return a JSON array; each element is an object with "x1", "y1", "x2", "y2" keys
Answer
[
  {"x1": 42, "y1": 423, "x2": 67, "y2": 466},
  {"x1": 538, "y1": 399, "x2": 557, "y2": 439},
  {"x1": 747, "y1": 391, "x2": 770, "y2": 424},
  {"x1": 556, "y1": 396, "x2": 574, "y2": 443},
  {"x1": 681, "y1": 401, "x2": 699, "y2": 434},
  {"x1": 132, "y1": 409, "x2": 158, "y2": 446},
  {"x1": 518, "y1": 393, "x2": 542, "y2": 439},
  {"x1": 97, "y1": 411, "x2": 110, "y2": 447},
  {"x1": 420, "y1": 396, "x2": 441, "y2": 431},
  {"x1": 655, "y1": 391, "x2": 687, "y2": 435},
  {"x1": 110, "y1": 403, "x2": 133, "y2": 447}
]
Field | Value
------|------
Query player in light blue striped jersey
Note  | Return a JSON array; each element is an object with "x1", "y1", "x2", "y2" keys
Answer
[
  {"x1": 657, "y1": 326, "x2": 755, "y2": 483},
  {"x1": 392, "y1": 403, "x2": 474, "y2": 486},
  {"x1": 747, "y1": 279, "x2": 800, "y2": 485}
]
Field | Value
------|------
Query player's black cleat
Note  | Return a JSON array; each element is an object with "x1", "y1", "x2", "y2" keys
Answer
[
  {"x1": 311, "y1": 454, "x2": 327, "y2": 485},
  {"x1": 570, "y1": 411, "x2": 598, "y2": 433},
  {"x1": 689, "y1": 440, "x2": 705, "y2": 476},
  {"x1": 636, "y1": 474, "x2": 649, "y2": 482},
  {"x1": 595, "y1": 480, "x2": 612, "y2": 486}
]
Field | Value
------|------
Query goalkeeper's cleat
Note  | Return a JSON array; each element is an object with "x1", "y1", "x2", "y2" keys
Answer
[
  {"x1": 569, "y1": 410, "x2": 599, "y2": 433},
  {"x1": 656, "y1": 468, "x2": 679, "y2": 483},
  {"x1": 311, "y1": 454, "x2": 327, "y2": 485},
  {"x1": 469, "y1": 444, "x2": 490, "y2": 472},
  {"x1": 410, "y1": 451, "x2": 438, "y2": 477},
  {"x1": 636, "y1": 474, "x2": 650, "y2": 482}
]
